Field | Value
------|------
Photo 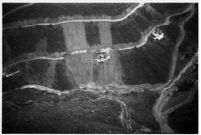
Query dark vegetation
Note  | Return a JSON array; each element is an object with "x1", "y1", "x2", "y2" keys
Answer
[
  {"x1": 111, "y1": 13, "x2": 147, "y2": 44},
  {"x1": 117, "y1": 4, "x2": 197, "y2": 85},
  {"x1": 169, "y1": 64, "x2": 197, "y2": 104},
  {"x1": 150, "y1": 3, "x2": 190, "y2": 15},
  {"x1": 111, "y1": 3, "x2": 192, "y2": 45},
  {"x1": 3, "y1": 35, "x2": 11, "y2": 65},
  {"x1": 3, "y1": 3, "x2": 133, "y2": 24},
  {"x1": 46, "y1": 25, "x2": 66, "y2": 53},
  {"x1": 3, "y1": 60, "x2": 51, "y2": 92},
  {"x1": 93, "y1": 64, "x2": 99, "y2": 82},
  {"x1": 162, "y1": 90, "x2": 189, "y2": 113},
  {"x1": 53, "y1": 61, "x2": 75, "y2": 90},
  {"x1": 3, "y1": 89, "x2": 60, "y2": 109},
  {"x1": 5, "y1": 27, "x2": 44, "y2": 58},
  {"x1": 123, "y1": 90, "x2": 160, "y2": 131},
  {"x1": 27, "y1": 60, "x2": 50, "y2": 83},
  {"x1": 3, "y1": 63, "x2": 29, "y2": 92},
  {"x1": 163, "y1": 57, "x2": 198, "y2": 133},
  {"x1": 177, "y1": 80, "x2": 195, "y2": 92},
  {"x1": 137, "y1": 6, "x2": 163, "y2": 23},
  {"x1": 3, "y1": 89, "x2": 60, "y2": 133},
  {"x1": 131, "y1": 14, "x2": 152, "y2": 33},
  {"x1": 175, "y1": 5, "x2": 198, "y2": 76},
  {"x1": 3, "y1": 90, "x2": 129, "y2": 133},
  {"x1": 3, "y1": 3, "x2": 28, "y2": 14},
  {"x1": 183, "y1": 4, "x2": 198, "y2": 43},
  {"x1": 159, "y1": 24, "x2": 180, "y2": 44},
  {"x1": 2, "y1": 3, "x2": 198, "y2": 134},
  {"x1": 119, "y1": 39, "x2": 173, "y2": 84},
  {"x1": 3, "y1": 25, "x2": 66, "y2": 60},
  {"x1": 179, "y1": 8, "x2": 198, "y2": 54},
  {"x1": 3, "y1": 87, "x2": 161, "y2": 133},
  {"x1": 169, "y1": 9, "x2": 191, "y2": 24},
  {"x1": 3, "y1": 73, "x2": 28, "y2": 92},
  {"x1": 84, "y1": 22, "x2": 100, "y2": 46},
  {"x1": 162, "y1": 71, "x2": 197, "y2": 112},
  {"x1": 111, "y1": 5, "x2": 164, "y2": 45},
  {"x1": 159, "y1": 6, "x2": 196, "y2": 52},
  {"x1": 168, "y1": 89, "x2": 198, "y2": 133}
]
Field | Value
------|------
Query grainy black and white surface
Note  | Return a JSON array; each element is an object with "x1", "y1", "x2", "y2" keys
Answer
[{"x1": 2, "y1": 3, "x2": 198, "y2": 133}]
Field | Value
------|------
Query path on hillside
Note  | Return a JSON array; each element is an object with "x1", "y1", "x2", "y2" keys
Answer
[
  {"x1": 120, "y1": 3, "x2": 194, "y2": 50},
  {"x1": 168, "y1": 4, "x2": 195, "y2": 79},
  {"x1": 3, "y1": 82, "x2": 133, "y2": 131},
  {"x1": 153, "y1": 5, "x2": 196, "y2": 133},
  {"x1": 92, "y1": 96, "x2": 132, "y2": 131},
  {"x1": 3, "y1": 56, "x2": 64, "y2": 71},
  {"x1": 3, "y1": 3, "x2": 144, "y2": 30},
  {"x1": 153, "y1": 52, "x2": 198, "y2": 133},
  {"x1": 3, "y1": 3, "x2": 34, "y2": 18},
  {"x1": 3, "y1": 4, "x2": 194, "y2": 74}
]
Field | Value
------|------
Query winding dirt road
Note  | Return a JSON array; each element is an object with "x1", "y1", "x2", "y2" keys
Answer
[
  {"x1": 153, "y1": 52, "x2": 198, "y2": 133},
  {"x1": 92, "y1": 95, "x2": 132, "y2": 131},
  {"x1": 3, "y1": 4, "x2": 194, "y2": 73},
  {"x1": 3, "y1": 3, "x2": 144, "y2": 30},
  {"x1": 168, "y1": 4, "x2": 195, "y2": 80},
  {"x1": 3, "y1": 3, "x2": 198, "y2": 133},
  {"x1": 3, "y1": 3, "x2": 34, "y2": 18}
]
